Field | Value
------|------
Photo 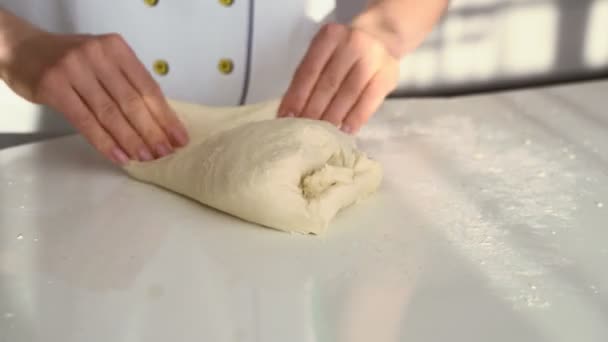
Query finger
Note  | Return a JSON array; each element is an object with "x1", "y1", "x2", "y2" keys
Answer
[
  {"x1": 101, "y1": 34, "x2": 189, "y2": 147},
  {"x1": 341, "y1": 68, "x2": 396, "y2": 135},
  {"x1": 82, "y1": 39, "x2": 174, "y2": 158},
  {"x1": 278, "y1": 23, "x2": 347, "y2": 118},
  {"x1": 299, "y1": 32, "x2": 364, "y2": 120},
  {"x1": 321, "y1": 56, "x2": 378, "y2": 127},
  {"x1": 45, "y1": 76, "x2": 129, "y2": 165},
  {"x1": 62, "y1": 51, "x2": 154, "y2": 162}
]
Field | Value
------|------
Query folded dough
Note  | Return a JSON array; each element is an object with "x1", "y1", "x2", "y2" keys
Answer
[{"x1": 124, "y1": 99, "x2": 382, "y2": 235}]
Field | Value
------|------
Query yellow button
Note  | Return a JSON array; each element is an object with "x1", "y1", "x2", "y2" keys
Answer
[
  {"x1": 143, "y1": 0, "x2": 159, "y2": 6},
  {"x1": 218, "y1": 0, "x2": 234, "y2": 7},
  {"x1": 218, "y1": 58, "x2": 234, "y2": 75},
  {"x1": 153, "y1": 59, "x2": 169, "y2": 76}
]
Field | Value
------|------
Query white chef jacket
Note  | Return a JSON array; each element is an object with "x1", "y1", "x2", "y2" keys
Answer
[{"x1": 0, "y1": 0, "x2": 366, "y2": 106}]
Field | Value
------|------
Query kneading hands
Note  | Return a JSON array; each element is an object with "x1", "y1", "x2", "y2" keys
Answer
[
  {"x1": 278, "y1": 22, "x2": 399, "y2": 135},
  {"x1": 279, "y1": 0, "x2": 449, "y2": 134},
  {"x1": 0, "y1": 0, "x2": 447, "y2": 164}
]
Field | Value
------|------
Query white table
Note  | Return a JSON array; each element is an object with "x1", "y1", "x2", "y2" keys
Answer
[{"x1": 1, "y1": 80, "x2": 608, "y2": 342}]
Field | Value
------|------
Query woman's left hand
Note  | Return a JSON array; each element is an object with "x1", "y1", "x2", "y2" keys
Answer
[{"x1": 278, "y1": 22, "x2": 399, "y2": 135}]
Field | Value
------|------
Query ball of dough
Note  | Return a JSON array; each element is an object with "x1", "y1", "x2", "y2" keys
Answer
[{"x1": 124, "y1": 100, "x2": 382, "y2": 235}]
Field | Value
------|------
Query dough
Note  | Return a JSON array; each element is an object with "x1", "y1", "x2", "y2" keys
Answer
[{"x1": 124, "y1": 99, "x2": 382, "y2": 235}]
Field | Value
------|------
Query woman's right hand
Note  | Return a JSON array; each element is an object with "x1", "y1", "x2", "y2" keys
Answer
[{"x1": 0, "y1": 13, "x2": 189, "y2": 165}]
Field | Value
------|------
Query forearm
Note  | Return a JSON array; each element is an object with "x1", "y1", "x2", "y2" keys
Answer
[
  {"x1": 0, "y1": 8, "x2": 41, "y2": 79},
  {"x1": 352, "y1": 0, "x2": 449, "y2": 58}
]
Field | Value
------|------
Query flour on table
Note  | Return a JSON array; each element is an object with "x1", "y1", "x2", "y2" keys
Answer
[
  {"x1": 124, "y1": 100, "x2": 382, "y2": 235},
  {"x1": 360, "y1": 109, "x2": 587, "y2": 309}
]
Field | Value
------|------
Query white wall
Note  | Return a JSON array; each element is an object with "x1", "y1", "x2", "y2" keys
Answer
[{"x1": 394, "y1": 0, "x2": 608, "y2": 94}]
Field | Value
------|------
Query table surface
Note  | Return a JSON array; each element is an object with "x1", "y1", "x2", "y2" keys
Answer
[{"x1": 1, "y1": 80, "x2": 608, "y2": 342}]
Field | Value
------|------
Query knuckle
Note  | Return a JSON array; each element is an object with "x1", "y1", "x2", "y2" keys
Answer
[
  {"x1": 371, "y1": 42, "x2": 386, "y2": 57},
  {"x1": 289, "y1": 94, "x2": 308, "y2": 109},
  {"x1": 141, "y1": 128, "x2": 160, "y2": 142},
  {"x1": 303, "y1": 104, "x2": 323, "y2": 119},
  {"x1": 373, "y1": 36, "x2": 392, "y2": 57},
  {"x1": 346, "y1": 71, "x2": 369, "y2": 94},
  {"x1": 100, "y1": 32, "x2": 125, "y2": 46},
  {"x1": 60, "y1": 49, "x2": 82, "y2": 68},
  {"x1": 342, "y1": 81, "x2": 361, "y2": 98},
  {"x1": 320, "y1": 23, "x2": 345, "y2": 39},
  {"x1": 347, "y1": 30, "x2": 369, "y2": 51},
  {"x1": 296, "y1": 63, "x2": 321, "y2": 79},
  {"x1": 351, "y1": 65, "x2": 375, "y2": 89},
  {"x1": 372, "y1": 76, "x2": 391, "y2": 96},
  {"x1": 158, "y1": 109, "x2": 180, "y2": 128},
  {"x1": 142, "y1": 82, "x2": 162, "y2": 96},
  {"x1": 121, "y1": 93, "x2": 145, "y2": 114},
  {"x1": 357, "y1": 56, "x2": 376, "y2": 76},
  {"x1": 81, "y1": 38, "x2": 103, "y2": 56},
  {"x1": 319, "y1": 74, "x2": 340, "y2": 92},
  {"x1": 96, "y1": 101, "x2": 121, "y2": 123},
  {"x1": 144, "y1": 121, "x2": 164, "y2": 138},
  {"x1": 137, "y1": 125, "x2": 166, "y2": 150},
  {"x1": 310, "y1": 102, "x2": 324, "y2": 113},
  {"x1": 35, "y1": 67, "x2": 64, "y2": 101},
  {"x1": 37, "y1": 67, "x2": 62, "y2": 91},
  {"x1": 109, "y1": 122, "x2": 134, "y2": 141}
]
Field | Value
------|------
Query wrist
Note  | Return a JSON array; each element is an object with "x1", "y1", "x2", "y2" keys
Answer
[
  {"x1": 351, "y1": 0, "x2": 448, "y2": 58},
  {"x1": 0, "y1": 10, "x2": 42, "y2": 78},
  {"x1": 351, "y1": 9, "x2": 410, "y2": 59}
]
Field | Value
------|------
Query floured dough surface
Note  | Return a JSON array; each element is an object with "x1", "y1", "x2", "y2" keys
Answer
[{"x1": 124, "y1": 100, "x2": 382, "y2": 234}]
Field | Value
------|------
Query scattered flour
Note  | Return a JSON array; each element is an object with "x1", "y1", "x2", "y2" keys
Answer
[{"x1": 360, "y1": 112, "x2": 587, "y2": 309}]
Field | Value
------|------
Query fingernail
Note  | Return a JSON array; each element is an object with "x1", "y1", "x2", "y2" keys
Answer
[
  {"x1": 341, "y1": 124, "x2": 353, "y2": 135},
  {"x1": 170, "y1": 127, "x2": 189, "y2": 147},
  {"x1": 112, "y1": 148, "x2": 130, "y2": 165},
  {"x1": 155, "y1": 143, "x2": 172, "y2": 158},
  {"x1": 138, "y1": 148, "x2": 154, "y2": 162}
]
